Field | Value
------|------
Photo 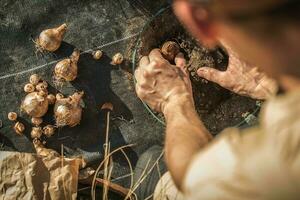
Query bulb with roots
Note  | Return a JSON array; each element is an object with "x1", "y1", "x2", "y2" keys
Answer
[
  {"x1": 54, "y1": 49, "x2": 80, "y2": 82},
  {"x1": 21, "y1": 91, "x2": 49, "y2": 118},
  {"x1": 54, "y1": 91, "x2": 84, "y2": 127},
  {"x1": 35, "y1": 23, "x2": 67, "y2": 52}
]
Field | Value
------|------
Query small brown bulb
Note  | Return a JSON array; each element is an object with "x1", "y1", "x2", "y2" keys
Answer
[
  {"x1": 161, "y1": 41, "x2": 180, "y2": 62},
  {"x1": 38, "y1": 90, "x2": 48, "y2": 98},
  {"x1": 56, "y1": 93, "x2": 64, "y2": 100},
  {"x1": 24, "y1": 83, "x2": 35, "y2": 93},
  {"x1": 14, "y1": 122, "x2": 25, "y2": 135},
  {"x1": 33, "y1": 138, "x2": 59, "y2": 157},
  {"x1": 8, "y1": 112, "x2": 18, "y2": 121},
  {"x1": 29, "y1": 74, "x2": 41, "y2": 85},
  {"x1": 31, "y1": 127, "x2": 43, "y2": 139},
  {"x1": 47, "y1": 94, "x2": 56, "y2": 105},
  {"x1": 93, "y1": 50, "x2": 103, "y2": 60},
  {"x1": 31, "y1": 117, "x2": 43, "y2": 126},
  {"x1": 43, "y1": 125, "x2": 55, "y2": 137},
  {"x1": 111, "y1": 53, "x2": 124, "y2": 65},
  {"x1": 36, "y1": 81, "x2": 48, "y2": 91}
]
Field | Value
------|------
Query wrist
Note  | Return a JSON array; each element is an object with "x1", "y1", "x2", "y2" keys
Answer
[
  {"x1": 163, "y1": 93, "x2": 195, "y2": 121},
  {"x1": 250, "y1": 77, "x2": 278, "y2": 100}
]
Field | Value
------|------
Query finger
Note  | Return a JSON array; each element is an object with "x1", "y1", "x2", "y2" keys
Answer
[
  {"x1": 197, "y1": 67, "x2": 225, "y2": 84},
  {"x1": 139, "y1": 56, "x2": 150, "y2": 68},
  {"x1": 149, "y1": 48, "x2": 165, "y2": 62},
  {"x1": 143, "y1": 70, "x2": 151, "y2": 78},
  {"x1": 135, "y1": 66, "x2": 155, "y2": 88},
  {"x1": 134, "y1": 68, "x2": 143, "y2": 83},
  {"x1": 175, "y1": 52, "x2": 189, "y2": 78},
  {"x1": 174, "y1": 52, "x2": 186, "y2": 68},
  {"x1": 135, "y1": 84, "x2": 145, "y2": 100},
  {"x1": 139, "y1": 71, "x2": 153, "y2": 89},
  {"x1": 146, "y1": 61, "x2": 164, "y2": 74}
]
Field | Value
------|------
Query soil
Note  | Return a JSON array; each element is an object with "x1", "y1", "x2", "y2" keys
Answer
[{"x1": 134, "y1": 8, "x2": 259, "y2": 135}]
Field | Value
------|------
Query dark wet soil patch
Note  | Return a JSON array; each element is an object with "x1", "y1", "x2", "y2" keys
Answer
[{"x1": 133, "y1": 8, "x2": 259, "y2": 134}]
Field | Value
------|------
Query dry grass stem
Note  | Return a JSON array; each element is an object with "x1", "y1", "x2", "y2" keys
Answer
[
  {"x1": 125, "y1": 150, "x2": 164, "y2": 200},
  {"x1": 91, "y1": 144, "x2": 135, "y2": 200}
]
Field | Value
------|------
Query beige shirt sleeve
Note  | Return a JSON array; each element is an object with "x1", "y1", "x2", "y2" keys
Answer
[
  {"x1": 183, "y1": 127, "x2": 245, "y2": 200},
  {"x1": 183, "y1": 126, "x2": 300, "y2": 200},
  {"x1": 182, "y1": 91, "x2": 300, "y2": 200},
  {"x1": 152, "y1": 91, "x2": 300, "y2": 200}
]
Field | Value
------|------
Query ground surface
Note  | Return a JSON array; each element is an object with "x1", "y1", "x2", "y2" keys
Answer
[
  {"x1": 0, "y1": 0, "x2": 170, "y2": 190},
  {"x1": 0, "y1": 0, "x2": 259, "y2": 197}
]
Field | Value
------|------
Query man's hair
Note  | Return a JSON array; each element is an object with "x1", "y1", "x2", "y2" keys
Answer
[
  {"x1": 190, "y1": 0, "x2": 300, "y2": 22},
  {"x1": 190, "y1": 0, "x2": 300, "y2": 39},
  {"x1": 190, "y1": 0, "x2": 300, "y2": 76}
]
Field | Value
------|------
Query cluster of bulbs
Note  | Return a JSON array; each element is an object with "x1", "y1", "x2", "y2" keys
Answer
[{"x1": 8, "y1": 23, "x2": 125, "y2": 145}]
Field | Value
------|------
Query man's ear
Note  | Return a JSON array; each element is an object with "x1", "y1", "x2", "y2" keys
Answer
[{"x1": 173, "y1": 0, "x2": 218, "y2": 47}]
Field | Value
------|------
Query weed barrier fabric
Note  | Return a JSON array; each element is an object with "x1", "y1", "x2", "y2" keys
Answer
[
  {"x1": 0, "y1": 0, "x2": 260, "y2": 192},
  {"x1": 0, "y1": 0, "x2": 170, "y2": 189}
]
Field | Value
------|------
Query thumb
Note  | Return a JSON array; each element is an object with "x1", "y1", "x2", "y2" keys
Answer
[
  {"x1": 197, "y1": 67, "x2": 225, "y2": 83},
  {"x1": 174, "y1": 52, "x2": 186, "y2": 68}
]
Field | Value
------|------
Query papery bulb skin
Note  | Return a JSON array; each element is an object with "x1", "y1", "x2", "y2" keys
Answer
[
  {"x1": 31, "y1": 117, "x2": 43, "y2": 126},
  {"x1": 24, "y1": 83, "x2": 35, "y2": 93},
  {"x1": 47, "y1": 94, "x2": 56, "y2": 105},
  {"x1": 14, "y1": 122, "x2": 25, "y2": 135},
  {"x1": 21, "y1": 92, "x2": 49, "y2": 117},
  {"x1": 36, "y1": 23, "x2": 67, "y2": 52},
  {"x1": 29, "y1": 74, "x2": 40, "y2": 85},
  {"x1": 54, "y1": 92, "x2": 84, "y2": 127},
  {"x1": 43, "y1": 125, "x2": 56, "y2": 137},
  {"x1": 111, "y1": 53, "x2": 124, "y2": 65},
  {"x1": 8, "y1": 112, "x2": 18, "y2": 121},
  {"x1": 31, "y1": 127, "x2": 43, "y2": 139},
  {"x1": 54, "y1": 49, "x2": 80, "y2": 81},
  {"x1": 93, "y1": 50, "x2": 103, "y2": 60}
]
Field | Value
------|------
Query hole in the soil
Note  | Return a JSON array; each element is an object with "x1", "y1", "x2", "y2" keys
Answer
[{"x1": 134, "y1": 8, "x2": 259, "y2": 134}]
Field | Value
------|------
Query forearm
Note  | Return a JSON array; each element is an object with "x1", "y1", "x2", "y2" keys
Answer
[
  {"x1": 163, "y1": 96, "x2": 213, "y2": 190},
  {"x1": 134, "y1": 48, "x2": 213, "y2": 190}
]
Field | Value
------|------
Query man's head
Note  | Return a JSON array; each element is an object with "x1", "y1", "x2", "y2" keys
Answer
[{"x1": 173, "y1": 0, "x2": 300, "y2": 79}]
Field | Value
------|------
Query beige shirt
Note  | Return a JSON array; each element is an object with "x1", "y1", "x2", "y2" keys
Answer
[{"x1": 183, "y1": 90, "x2": 300, "y2": 200}]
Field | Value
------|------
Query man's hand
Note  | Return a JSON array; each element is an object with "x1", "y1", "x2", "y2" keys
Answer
[
  {"x1": 135, "y1": 49, "x2": 212, "y2": 190},
  {"x1": 135, "y1": 49, "x2": 194, "y2": 114},
  {"x1": 197, "y1": 42, "x2": 278, "y2": 100}
]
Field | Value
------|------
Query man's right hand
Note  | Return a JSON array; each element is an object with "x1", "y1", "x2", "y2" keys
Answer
[
  {"x1": 135, "y1": 49, "x2": 212, "y2": 191},
  {"x1": 135, "y1": 49, "x2": 194, "y2": 115},
  {"x1": 197, "y1": 42, "x2": 278, "y2": 100}
]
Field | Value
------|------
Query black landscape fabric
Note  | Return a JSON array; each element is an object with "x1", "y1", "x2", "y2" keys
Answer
[
  {"x1": 0, "y1": 0, "x2": 169, "y2": 188},
  {"x1": 0, "y1": 0, "x2": 259, "y2": 190}
]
